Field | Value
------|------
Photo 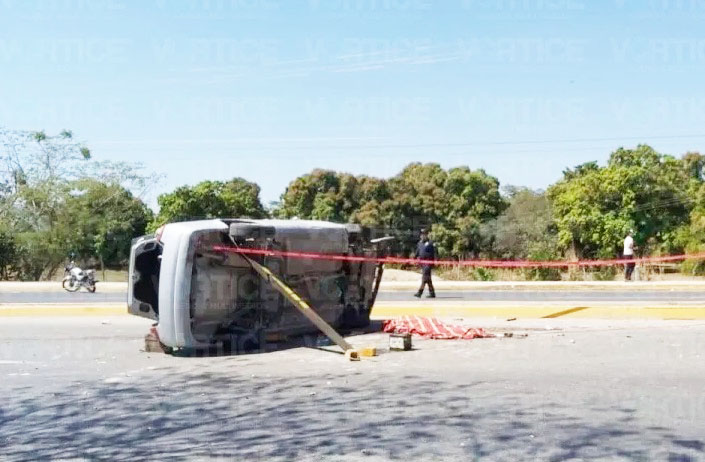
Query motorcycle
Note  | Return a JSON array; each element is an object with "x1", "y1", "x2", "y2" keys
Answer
[{"x1": 62, "y1": 261, "x2": 97, "y2": 293}]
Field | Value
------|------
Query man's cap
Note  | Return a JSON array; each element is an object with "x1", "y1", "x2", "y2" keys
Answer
[{"x1": 420, "y1": 228, "x2": 427, "y2": 234}]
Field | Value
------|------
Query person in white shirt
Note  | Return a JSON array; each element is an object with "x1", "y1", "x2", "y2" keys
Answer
[{"x1": 623, "y1": 230, "x2": 635, "y2": 281}]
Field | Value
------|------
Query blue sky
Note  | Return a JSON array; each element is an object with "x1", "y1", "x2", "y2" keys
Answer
[{"x1": 1, "y1": 0, "x2": 704, "y2": 208}]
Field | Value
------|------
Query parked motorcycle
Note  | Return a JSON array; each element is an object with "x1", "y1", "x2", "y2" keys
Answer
[{"x1": 62, "y1": 261, "x2": 97, "y2": 293}]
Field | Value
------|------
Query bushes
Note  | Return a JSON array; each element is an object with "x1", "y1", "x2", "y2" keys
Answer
[
  {"x1": 0, "y1": 228, "x2": 17, "y2": 280},
  {"x1": 682, "y1": 243, "x2": 705, "y2": 276},
  {"x1": 471, "y1": 267, "x2": 495, "y2": 281},
  {"x1": 522, "y1": 243, "x2": 562, "y2": 281},
  {"x1": 682, "y1": 259, "x2": 705, "y2": 276},
  {"x1": 592, "y1": 266, "x2": 618, "y2": 281},
  {"x1": 435, "y1": 266, "x2": 497, "y2": 281},
  {"x1": 10, "y1": 232, "x2": 67, "y2": 281}
]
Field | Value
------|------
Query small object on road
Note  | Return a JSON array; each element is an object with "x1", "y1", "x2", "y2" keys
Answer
[
  {"x1": 503, "y1": 332, "x2": 514, "y2": 338},
  {"x1": 144, "y1": 327, "x2": 166, "y2": 353},
  {"x1": 357, "y1": 347, "x2": 377, "y2": 357},
  {"x1": 389, "y1": 333, "x2": 412, "y2": 351}
]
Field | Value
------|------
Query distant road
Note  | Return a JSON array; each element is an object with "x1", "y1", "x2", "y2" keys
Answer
[
  {"x1": 0, "y1": 291, "x2": 125, "y2": 304},
  {"x1": 2, "y1": 289, "x2": 705, "y2": 304},
  {"x1": 379, "y1": 290, "x2": 705, "y2": 302}
]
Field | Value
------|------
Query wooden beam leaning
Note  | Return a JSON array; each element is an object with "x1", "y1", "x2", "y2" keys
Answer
[{"x1": 238, "y1": 251, "x2": 359, "y2": 360}]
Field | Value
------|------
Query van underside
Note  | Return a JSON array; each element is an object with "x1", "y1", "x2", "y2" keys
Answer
[
  {"x1": 189, "y1": 229, "x2": 379, "y2": 345},
  {"x1": 128, "y1": 219, "x2": 384, "y2": 349}
]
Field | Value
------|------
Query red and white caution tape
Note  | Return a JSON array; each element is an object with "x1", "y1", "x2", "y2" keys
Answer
[{"x1": 212, "y1": 245, "x2": 705, "y2": 269}]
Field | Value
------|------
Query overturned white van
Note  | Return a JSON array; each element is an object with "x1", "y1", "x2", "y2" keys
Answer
[{"x1": 128, "y1": 219, "x2": 385, "y2": 351}]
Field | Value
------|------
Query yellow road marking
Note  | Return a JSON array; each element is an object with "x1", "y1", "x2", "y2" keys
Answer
[
  {"x1": 542, "y1": 307, "x2": 590, "y2": 318},
  {"x1": 4, "y1": 303, "x2": 705, "y2": 320},
  {"x1": 0, "y1": 306, "x2": 126, "y2": 317},
  {"x1": 370, "y1": 305, "x2": 705, "y2": 320}
]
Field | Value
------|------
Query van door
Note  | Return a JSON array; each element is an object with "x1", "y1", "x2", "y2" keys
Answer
[{"x1": 127, "y1": 236, "x2": 162, "y2": 320}]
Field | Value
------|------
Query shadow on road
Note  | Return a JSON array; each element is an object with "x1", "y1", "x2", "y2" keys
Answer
[
  {"x1": 169, "y1": 321, "x2": 387, "y2": 358},
  {"x1": 1, "y1": 369, "x2": 702, "y2": 461}
]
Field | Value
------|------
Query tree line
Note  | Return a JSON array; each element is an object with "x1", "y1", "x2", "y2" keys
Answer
[
  {"x1": 2, "y1": 127, "x2": 704, "y2": 280},
  {"x1": 1, "y1": 128, "x2": 153, "y2": 280}
]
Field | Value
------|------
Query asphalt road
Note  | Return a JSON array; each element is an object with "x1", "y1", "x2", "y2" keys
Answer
[
  {"x1": 3, "y1": 289, "x2": 705, "y2": 304},
  {"x1": 2, "y1": 316, "x2": 705, "y2": 461}
]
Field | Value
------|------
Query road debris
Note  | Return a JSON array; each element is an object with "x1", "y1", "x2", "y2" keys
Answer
[
  {"x1": 389, "y1": 333, "x2": 412, "y2": 351},
  {"x1": 143, "y1": 326, "x2": 166, "y2": 353}
]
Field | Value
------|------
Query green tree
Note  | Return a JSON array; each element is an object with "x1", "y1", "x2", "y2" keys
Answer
[
  {"x1": 484, "y1": 186, "x2": 557, "y2": 260},
  {"x1": 151, "y1": 177, "x2": 267, "y2": 229},
  {"x1": 349, "y1": 176, "x2": 392, "y2": 226},
  {"x1": 674, "y1": 163, "x2": 705, "y2": 274},
  {"x1": 1, "y1": 128, "x2": 91, "y2": 193},
  {"x1": 277, "y1": 163, "x2": 506, "y2": 258},
  {"x1": 1, "y1": 127, "x2": 156, "y2": 280},
  {"x1": 436, "y1": 166, "x2": 506, "y2": 257},
  {"x1": 0, "y1": 226, "x2": 17, "y2": 280},
  {"x1": 382, "y1": 163, "x2": 505, "y2": 257},
  {"x1": 10, "y1": 231, "x2": 62, "y2": 281},
  {"x1": 0, "y1": 129, "x2": 92, "y2": 279},
  {"x1": 548, "y1": 145, "x2": 700, "y2": 259},
  {"x1": 59, "y1": 179, "x2": 153, "y2": 268},
  {"x1": 276, "y1": 170, "x2": 372, "y2": 222},
  {"x1": 7, "y1": 180, "x2": 153, "y2": 279}
]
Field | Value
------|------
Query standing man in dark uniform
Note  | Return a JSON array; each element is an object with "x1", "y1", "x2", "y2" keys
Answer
[{"x1": 414, "y1": 228, "x2": 436, "y2": 298}]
